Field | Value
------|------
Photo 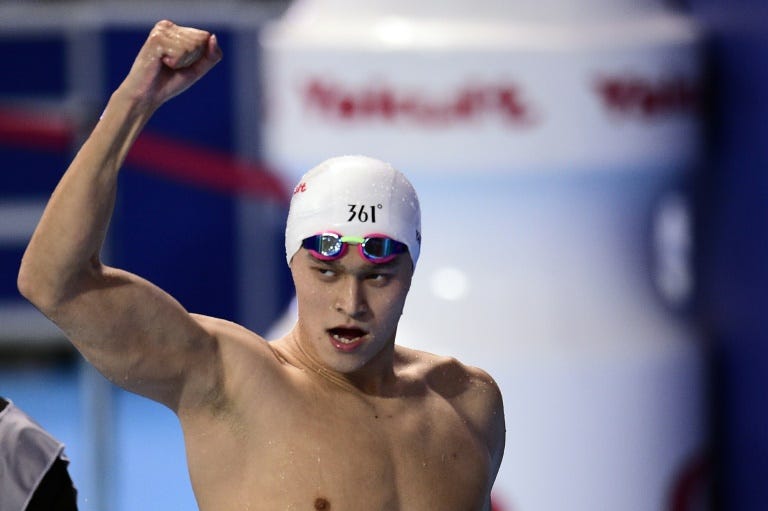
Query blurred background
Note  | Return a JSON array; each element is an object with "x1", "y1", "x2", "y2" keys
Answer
[{"x1": 0, "y1": 0, "x2": 765, "y2": 510}]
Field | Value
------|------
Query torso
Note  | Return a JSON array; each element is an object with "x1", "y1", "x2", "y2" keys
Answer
[{"x1": 177, "y1": 326, "x2": 500, "y2": 511}]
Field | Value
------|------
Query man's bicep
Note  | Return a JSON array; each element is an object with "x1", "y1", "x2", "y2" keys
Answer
[{"x1": 52, "y1": 265, "x2": 219, "y2": 407}]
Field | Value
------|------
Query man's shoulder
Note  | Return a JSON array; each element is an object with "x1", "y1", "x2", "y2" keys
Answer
[
  {"x1": 192, "y1": 314, "x2": 268, "y2": 348},
  {"x1": 395, "y1": 346, "x2": 499, "y2": 401},
  {"x1": 180, "y1": 315, "x2": 295, "y2": 417},
  {"x1": 396, "y1": 346, "x2": 505, "y2": 462},
  {"x1": 189, "y1": 314, "x2": 286, "y2": 372}
]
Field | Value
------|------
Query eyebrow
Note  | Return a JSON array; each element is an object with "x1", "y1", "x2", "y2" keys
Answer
[
  {"x1": 369, "y1": 259, "x2": 399, "y2": 269},
  {"x1": 306, "y1": 254, "x2": 340, "y2": 268}
]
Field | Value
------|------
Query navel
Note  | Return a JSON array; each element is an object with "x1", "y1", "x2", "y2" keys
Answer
[{"x1": 314, "y1": 497, "x2": 331, "y2": 510}]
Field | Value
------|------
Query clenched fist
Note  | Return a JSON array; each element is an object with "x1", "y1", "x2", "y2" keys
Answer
[{"x1": 117, "y1": 20, "x2": 223, "y2": 110}]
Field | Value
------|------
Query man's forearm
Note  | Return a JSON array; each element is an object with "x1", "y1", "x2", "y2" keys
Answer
[
  {"x1": 18, "y1": 21, "x2": 221, "y2": 312},
  {"x1": 18, "y1": 90, "x2": 156, "y2": 309}
]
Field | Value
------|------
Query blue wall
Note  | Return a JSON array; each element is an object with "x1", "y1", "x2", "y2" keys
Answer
[
  {"x1": 0, "y1": 19, "x2": 292, "y2": 336},
  {"x1": 687, "y1": 1, "x2": 768, "y2": 508},
  {"x1": 106, "y1": 25, "x2": 240, "y2": 322}
]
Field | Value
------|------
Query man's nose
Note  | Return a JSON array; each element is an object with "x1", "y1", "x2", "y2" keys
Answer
[{"x1": 335, "y1": 278, "x2": 369, "y2": 318}]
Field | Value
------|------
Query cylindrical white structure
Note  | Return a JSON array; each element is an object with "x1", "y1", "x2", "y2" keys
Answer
[{"x1": 261, "y1": 1, "x2": 707, "y2": 509}]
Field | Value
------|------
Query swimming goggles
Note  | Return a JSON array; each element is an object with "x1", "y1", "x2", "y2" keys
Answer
[{"x1": 302, "y1": 232, "x2": 407, "y2": 264}]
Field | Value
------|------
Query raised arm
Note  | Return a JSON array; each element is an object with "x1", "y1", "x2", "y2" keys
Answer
[{"x1": 17, "y1": 21, "x2": 224, "y2": 410}]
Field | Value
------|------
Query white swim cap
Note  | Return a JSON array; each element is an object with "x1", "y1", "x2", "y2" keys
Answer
[{"x1": 285, "y1": 155, "x2": 421, "y2": 266}]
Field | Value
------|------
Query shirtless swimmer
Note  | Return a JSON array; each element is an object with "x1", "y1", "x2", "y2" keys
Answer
[{"x1": 18, "y1": 20, "x2": 505, "y2": 511}]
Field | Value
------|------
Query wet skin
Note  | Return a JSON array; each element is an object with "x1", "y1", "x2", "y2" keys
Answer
[
  {"x1": 178, "y1": 249, "x2": 504, "y2": 510},
  {"x1": 16, "y1": 20, "x2": 505, "y2": 510}
]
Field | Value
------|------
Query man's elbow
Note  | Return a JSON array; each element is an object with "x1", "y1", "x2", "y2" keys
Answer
[
  {"x1": 18, "y1": 260, "x2": 48, "y2": 308},
  {"x1": 17, "y1": 258, "x2": 65, "y2": 313}
]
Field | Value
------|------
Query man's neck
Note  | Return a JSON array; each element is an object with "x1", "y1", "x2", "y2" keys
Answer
[{"x1": 281, "y1": 329, "x2": 399, "y2": 397}]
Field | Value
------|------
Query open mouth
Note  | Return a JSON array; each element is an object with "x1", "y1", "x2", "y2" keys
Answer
[{"x1": 328, "y1": 327, "x2": 368, "y2": 351}]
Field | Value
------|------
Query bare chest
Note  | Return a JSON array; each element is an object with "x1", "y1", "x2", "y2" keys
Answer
[{"x1": 186, "y1": 386, "x2": 491, "y2": 511}]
